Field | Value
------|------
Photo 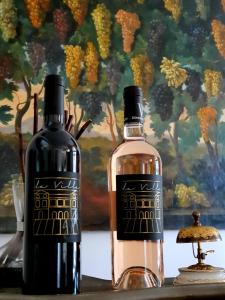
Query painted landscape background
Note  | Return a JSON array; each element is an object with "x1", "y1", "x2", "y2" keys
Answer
[{"x1": 1, "y1": 0, "x2": 225, "y2": 231}]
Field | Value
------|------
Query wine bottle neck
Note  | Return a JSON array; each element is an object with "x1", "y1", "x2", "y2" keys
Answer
[
  {"x1": 123, "y1": 86, "x2": 144, "y2": 140},
  {"x1": 124, "y1": 122, "x2": 145, "y2": 140},
  {"x1": 43, "y1": 74, "x2": 65, "y2": 128},
  {"x1": 44, "y1": 114, "x2": 64, "y2": 128}
]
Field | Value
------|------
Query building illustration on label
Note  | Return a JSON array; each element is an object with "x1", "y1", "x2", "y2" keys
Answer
[
  {"x1": 118, "y1": 178, "x2": 162, "y2": 235},
  {"x1": 33, "y1": 176, "x2": 79, "y2": 236}
]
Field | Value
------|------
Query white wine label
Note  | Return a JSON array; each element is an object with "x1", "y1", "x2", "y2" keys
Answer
[
  {"x1": 32, "y1": 172, "x2": 80, "y2": 242},
  {"x1": 116, "y1": 174, "x2": 163, "y2": 240}
]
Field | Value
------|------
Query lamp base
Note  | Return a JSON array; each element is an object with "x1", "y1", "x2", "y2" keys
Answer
[{"x1": 173, "y1": 267, "x2": 225, "y2": 285}]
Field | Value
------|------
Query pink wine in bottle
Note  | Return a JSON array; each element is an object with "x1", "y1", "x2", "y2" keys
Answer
[{"x1": 108, "y1": 86, "x2": 164, "y2": 290}]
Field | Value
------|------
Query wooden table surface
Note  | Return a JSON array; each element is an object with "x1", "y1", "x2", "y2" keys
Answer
[{"x1": 0, "y1": 276, "x2": 225, "y2": 299}]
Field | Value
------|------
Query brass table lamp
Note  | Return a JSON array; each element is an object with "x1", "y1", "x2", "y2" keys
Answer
[{"x1": 173, "y1": 211, "x2": 225, "y2": 285}]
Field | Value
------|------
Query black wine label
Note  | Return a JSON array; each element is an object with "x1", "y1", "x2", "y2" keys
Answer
[
  {"x1": 116, "y1": 174, "x2": 163, "y2": 241},
  {"x1": 32, "y1": 172, "x2": 80, "y2": 242},
  {"x1": 124, "y1": 101, "x2": 144, "y2": 124},
  {"x1": 124, "y1": 86, "x2": 144, "y2": 124}
]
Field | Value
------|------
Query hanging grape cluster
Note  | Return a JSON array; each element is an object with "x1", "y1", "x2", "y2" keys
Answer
[
  {"x1": 0, "y1": 0, "x2": 17, "y2": 41},
  {"x1": 64, "y1": 45, "x2": 84, "y2": 88},
  {"x1": 84, "y1": 42, "x2": 99, "y2": 85},
  {"x1": 27, "y1": 42, "x2": 45, "y2": 76},
  {"x1": 130, "y1": 54, "x2": 154, "y2": 94},
  {"x1": 63, "y1": 0, "x2": 88, "y2": 26},
  {"x1": 0, "y1": 56, "x2": 12, "y2": 79},
  {"x1": 211, "y1": 19, "x2": 225, "y2": 59},
  {"x1": 44, "y1": 38, "x2": 64, "y2": 72},
  {"x1": 185, "y1": 70, "x2": 202, "y2": 101},
  {"x1": 53, "y1": 8, "x2": 70, "y2": 43},
  {"x1": 160, "y1": 57, "x2": 187, "y2": 88},
  {"x1": 204, "y1": 69, "x2": 222, "y2": 98},
  {"x1": 175, "y1": 183, "x2": 210, "y2": 208},
  {"x1": 106, "y1": 57, "x2": 122, "y2": 96},
  {"x1": 91, "y1": 3, "x2": 111, "y2": 59},
  {"x1": 148, "y1": 19, "x2": 166, "y2": 62},
  {"x1": 187, "y1": 20, "x2": 208, "y2": 56},
  {"x1": 163, "y1": 0, "x2": 182, "y2": 23},
  {"x1": 24, "y1": 0, "x2": 41, "y2": 29},
  {"x1": 79, "y1": 92, "x2": 103, "y2": 120},
  {"x1": 151, "y1": 84, "x2": 174, "y2": 121},
  {"x1": 197, "y1": 106, "x2": 217, "y2": 142},
  {"x1": 24, "y1": 0, "x2": 50, "y2": 29},
  {"x1": 115, "y1": 9, "x2": 141, "y2": 53}
]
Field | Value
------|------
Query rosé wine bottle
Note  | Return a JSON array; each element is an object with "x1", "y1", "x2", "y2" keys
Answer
[{"x1": 108, "y1": 86, "x2": 164, "y2": 290}]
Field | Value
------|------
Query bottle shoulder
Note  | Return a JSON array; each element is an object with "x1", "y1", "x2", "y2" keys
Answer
[
  {"x1": 27, "y1": 127, "x2": 80, "y2": 152},
  {"x1": 108, "y1": 139, "x2": 162, "y2": 189},
  {"x1": 111, "y1": 139, "x2": 161, "y2": 160}
]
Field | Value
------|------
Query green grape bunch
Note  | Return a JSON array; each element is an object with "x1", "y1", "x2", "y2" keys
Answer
[
  {"x1": 0, "y1": 0, "x2": 17, "y2": 42},
  {"x1": 91, "y1": 3, "x2": 112, "y2": 59}
]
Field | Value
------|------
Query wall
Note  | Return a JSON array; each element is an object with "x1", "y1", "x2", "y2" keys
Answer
[
  {"x1": 1, "y1": 230, "x2": 225, "y2": 280},
  {"x1": 81, "y1": 230, "x2": 225, "y2": 279},
  {"x1": 3, "y1": 230, "x2": 225, "y2": 279}
]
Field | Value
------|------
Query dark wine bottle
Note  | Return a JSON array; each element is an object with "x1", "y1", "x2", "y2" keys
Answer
[{"x1": 23, "y1": 74, "x2": 81, "y2": 295}]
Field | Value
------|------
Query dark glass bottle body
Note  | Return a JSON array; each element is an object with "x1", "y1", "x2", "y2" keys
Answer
[{"x1": 23, "y1": 76, "x2": 81, "y2": 294}]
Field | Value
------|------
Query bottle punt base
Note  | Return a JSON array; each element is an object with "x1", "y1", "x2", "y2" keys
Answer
[{"x1": 114, "y1": 266, "x2": 161, "y2": 290}]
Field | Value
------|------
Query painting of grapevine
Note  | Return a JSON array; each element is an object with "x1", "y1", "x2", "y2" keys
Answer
[{"x1": 1, "y1": 0, "x2": 225, "y2": 231}]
